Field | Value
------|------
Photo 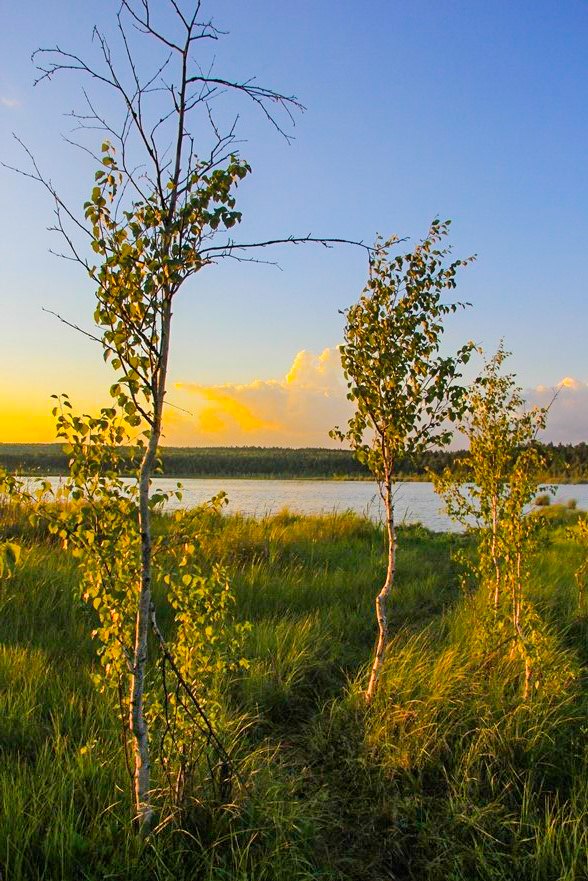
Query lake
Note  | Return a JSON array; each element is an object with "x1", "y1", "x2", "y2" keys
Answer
[{"x1": 42, "y1": 477, "x2": 588, "y2": 533}]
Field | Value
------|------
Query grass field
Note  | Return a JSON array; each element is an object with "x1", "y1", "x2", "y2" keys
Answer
[{"x1": 0, "y1": 505, "x2": 587, "y2": 880}]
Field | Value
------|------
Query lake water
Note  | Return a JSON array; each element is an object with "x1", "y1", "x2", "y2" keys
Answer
[{"x1": 42, "y1": 477, "x2": 588, "y2": 533}]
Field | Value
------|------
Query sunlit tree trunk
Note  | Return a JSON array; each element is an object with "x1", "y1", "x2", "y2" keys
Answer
[
  {"x1": 366, "y1": 474, "x2": 396, "y2": 702},
  {"x1": 129, "y1": 298, "x2": 172, "y2": 829},
  {"x1": 491, "y1": 496, "x2": 501, "y2": 612}
]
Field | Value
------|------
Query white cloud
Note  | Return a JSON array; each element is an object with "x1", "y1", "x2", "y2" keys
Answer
[
  {"x1": 526, "y1": 377, "x2": 588, "y2": 444},
  {"x1": 170, "y1": 347, "x2": 352, "y2": 446},
  {"x1": 1, "y1": 97, "x2": 20, "y2": 109}
]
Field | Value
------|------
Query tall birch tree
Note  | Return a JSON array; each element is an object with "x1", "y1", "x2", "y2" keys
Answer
[{"x1": 7, "y1": 0, "x2": 370, "y2": 828}]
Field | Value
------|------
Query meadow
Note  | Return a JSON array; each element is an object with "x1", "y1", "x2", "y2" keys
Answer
[{"x1": 0, "y1": 503, "x2": 587, "y2": 880}]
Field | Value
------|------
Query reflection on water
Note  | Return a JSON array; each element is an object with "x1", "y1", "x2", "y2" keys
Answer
[{"x1": 40, "y1": 478, "x2": 588, "y2": 533}]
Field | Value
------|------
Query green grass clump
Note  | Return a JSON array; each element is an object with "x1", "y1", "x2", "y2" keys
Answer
[
  {"x1": 534, "y1": 493, "x2": 551, "y2": 507},
  {"x1": 0, "y1": 505, "x2": 587, "y2": 879}
]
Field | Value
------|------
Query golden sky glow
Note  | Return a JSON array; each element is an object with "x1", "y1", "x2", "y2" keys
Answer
[
  {"x1": 189, "y1": 387, "x2": 280, "y2": 434},
  {"x1": 2, "y1": 352, "x2": 588, "y2": 447},
  {"x1": 0, "y1": 400, "x2": 56, "y2": 443},
  {"x1": 0, "y1": 349, "x2": 348, "y2": 446}
]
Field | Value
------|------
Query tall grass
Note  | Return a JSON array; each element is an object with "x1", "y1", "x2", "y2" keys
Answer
[{"x1": 0, "y1": 504, "x2": 586, "y2": 879}]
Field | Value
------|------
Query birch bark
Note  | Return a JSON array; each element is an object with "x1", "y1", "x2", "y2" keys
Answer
[
  {"x1": 366, "y1": 478, "x2": 396, "y2": 702},
  {"x1": 129, "y1": 299, "x2": 172, "y2": 828}
]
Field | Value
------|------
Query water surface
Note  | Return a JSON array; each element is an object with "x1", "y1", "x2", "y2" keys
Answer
[{"x1": 42, "y1": 477, "x2": 588, "y2": 532}]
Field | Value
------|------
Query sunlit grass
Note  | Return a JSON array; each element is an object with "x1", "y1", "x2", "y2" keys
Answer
[{"x1": 0, "y1": 504, "x2": 587, "y2": 879}]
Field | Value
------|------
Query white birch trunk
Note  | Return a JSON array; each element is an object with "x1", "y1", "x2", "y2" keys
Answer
[
  {"x1": 491, "y1": 496, "x2": 500, "y2": 612},
  {"x1": 366, "y1": 478, "x2": 396, "y2": 702},
  {"x1": 129, "y1": 298, "x2": 172, "y2": 830}
]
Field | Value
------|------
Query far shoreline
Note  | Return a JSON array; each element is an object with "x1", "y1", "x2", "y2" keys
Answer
[
  {"x1": 3, "y1": 443, "x2": 588, "y2": 484},
  {"x1": 12, "y1": 471, "x2": 588, "y2": 485}
]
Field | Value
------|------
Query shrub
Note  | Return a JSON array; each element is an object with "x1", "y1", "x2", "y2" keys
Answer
[{"x1": 534, "y1": 493, "x2": 551, "y2": 507}]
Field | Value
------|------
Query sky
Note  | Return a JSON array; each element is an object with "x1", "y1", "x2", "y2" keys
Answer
[{"x1": 1, "y1": 0, "x2": 587, "y2": 447}]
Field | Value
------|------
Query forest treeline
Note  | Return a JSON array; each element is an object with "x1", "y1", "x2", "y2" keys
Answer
[{"x1": 2, "y1": 441, "x2": 588, "y2": 480}]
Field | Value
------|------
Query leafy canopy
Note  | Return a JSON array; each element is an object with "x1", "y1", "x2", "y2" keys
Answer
[
  {"x1": 434, "y1": 343, "x2": 549, "y2": 531},
  {"x1": 333, "y1": 219, "x2": 475, "y2": 482},
  {"x1": 86, "y1": 142, "x2": 250, "y2": 431}
]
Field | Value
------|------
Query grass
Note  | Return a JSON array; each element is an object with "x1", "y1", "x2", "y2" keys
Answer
[{"x1": 0, "y1": 504, "x2": 587, "y2": 879}]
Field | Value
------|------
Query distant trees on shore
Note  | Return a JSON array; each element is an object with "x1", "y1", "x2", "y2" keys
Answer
[{"x1": 1, "y1": 442, "x2": 587, "y2": 480}]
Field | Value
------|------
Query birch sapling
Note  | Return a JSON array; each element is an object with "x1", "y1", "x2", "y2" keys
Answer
[
  {"x1": 332, "y1": 219, "x2": 474, "y2": 701},
  {"x1": 434, "y1": 345, "x2": 549, "y2": 698}
]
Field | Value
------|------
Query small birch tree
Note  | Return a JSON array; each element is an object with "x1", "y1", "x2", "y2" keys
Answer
[
  {"x1": 332, "y1": 220, "x2": 474, "y2": 701},
  {"x1": 433, "y1": 345, "x2": 549, "y2": 698}
]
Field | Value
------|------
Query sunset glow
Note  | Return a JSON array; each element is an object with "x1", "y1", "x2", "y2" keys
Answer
[{"x1": 3, "y1": 351, "x2": 586, "y2": 448}]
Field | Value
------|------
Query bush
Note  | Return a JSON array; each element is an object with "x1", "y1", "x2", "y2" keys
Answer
[{"x1": 534, "y1": 493, "x2": 551, "y2": 507}]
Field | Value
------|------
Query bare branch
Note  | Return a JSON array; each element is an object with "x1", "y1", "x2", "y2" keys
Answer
[
  {"x1": 200, "y1": 234, "x2": 374, "y2": 260},
  {"x1": 2, "y1": 135, "x2": 94, "y2": 244},
  {"x1": 185, "y1": 74, "x2": 304, "y2": 140},
  {"x1": 42, "y1": 307, "x2": 111, "y2": 350}
]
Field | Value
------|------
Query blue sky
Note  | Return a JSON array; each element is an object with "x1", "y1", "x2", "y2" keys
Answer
[{"x1": 1, "y1": 1, "x2": 587, "y2": 443}]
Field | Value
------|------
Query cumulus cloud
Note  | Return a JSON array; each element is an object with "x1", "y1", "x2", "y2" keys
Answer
[
  {"x1": 1, "y1": 97, "x2": 20, "y2": 108},
  {"x1": 170, "y1": 347, "x2": 352, "y2": 446},
  {"x1": 526, "y1": 377, "x2": 588, "y2": 444},
  {"x1": 164, "y1": 350, "x2": 588, "y2": 448}
]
